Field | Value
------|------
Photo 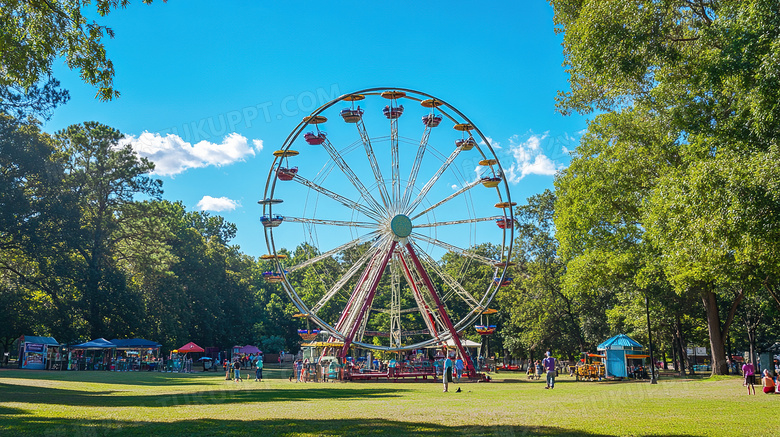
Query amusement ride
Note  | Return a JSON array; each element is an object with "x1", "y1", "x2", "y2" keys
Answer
[{"x1": 259, "y1": 88, "x2": 515, "y2": 378}]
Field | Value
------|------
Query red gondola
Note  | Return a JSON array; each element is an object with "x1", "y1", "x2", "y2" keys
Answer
[
  {"x1": 277, "y1": 167, "x2": 298, "y2": 181},
  {"x1": 383, "y1": 105, "x2": 404, "y2": 119},
  {"x1": 304, "y1": 132, "x2": 326, "y2": 145},
  {"x1": 422, "y1": 114, "x2": 442, "y2": 127},
  {"x1": 496, "y1": 218, "x2": 514, "y2": 229},
  {"x1": 493, "y1": 277, "x2": 513, "y2": 287}
]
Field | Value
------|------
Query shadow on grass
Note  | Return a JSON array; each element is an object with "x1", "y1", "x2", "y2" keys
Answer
[
  {"x1": 0, "y1": 369, "x2": 218, "y2": 386},
  {"x1": 0, "y1": 381, "x2": 405, "y2": 408},
  {"x1": 0, "y1": 416, "x2": 708, "y2": 437}
]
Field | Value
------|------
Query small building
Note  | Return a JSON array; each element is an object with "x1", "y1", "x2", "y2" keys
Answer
[
  {"x1": 17, "y1": 335, "x2": 61, "y2": 370},
  {"x1": 597, "y1": 334, "x2": 647, "y2": 378}
]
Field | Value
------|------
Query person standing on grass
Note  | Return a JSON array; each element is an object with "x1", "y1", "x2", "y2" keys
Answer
[
  {"x1": 443, "y1": 352, "x2": 454, "y2": 392},
  {"x1": 255, "y1": 356, "x2": 263, "y2": 382},
  {"x1": 743, "y1": 360, "x2": 755, "y2": 395},
  {"x1": 455, "y1": 355, "x2": 464, "y2": 383},
  {"x1": 543, "y1": 351, "x2": 556, "y2": 389},
  {"x1": 294, "y1": 359, "x2": 303, "y2": 382},
  {"x1": 233, "y1": 359, "x2": 241, "y2": 382}
]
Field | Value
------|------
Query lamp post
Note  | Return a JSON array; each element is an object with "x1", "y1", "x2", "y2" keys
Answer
[{"x1": 645, "y1": 293, "x2": 657, "y2": 384}]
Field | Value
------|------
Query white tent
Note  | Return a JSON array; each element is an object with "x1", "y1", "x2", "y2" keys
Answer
[{"x1": 425, "y1": 338, "x2": 481, "y2": 349}]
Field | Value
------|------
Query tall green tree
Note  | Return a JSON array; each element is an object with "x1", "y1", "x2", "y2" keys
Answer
[
  {"x1": 550, "y1": 0, "x2": 780, "y2": 374},
  {"x1": 57, "y1": 122, "x2": 162, "y2": 338}
]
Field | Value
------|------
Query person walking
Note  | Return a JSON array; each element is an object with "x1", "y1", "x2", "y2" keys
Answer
[
  {"x1": 543, "y1": 351, "x2": 556, "y2": 389},
  {"x1": 455, "y1": 355, "x2": 465, "y2": 383},
  {"x1": 255, "y1": 356, "x2": 263, "y2": 382},
  {"x1": 742, "y1": 360, "x2": 756, "y2": 395},
  {"x1": 443, "y1": 352, "x2": 454, "y2": 392}
]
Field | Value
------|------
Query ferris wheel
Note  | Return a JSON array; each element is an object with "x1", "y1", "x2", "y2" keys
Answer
[{"x1": 260, "y1": 87, "x2": 515, "y2": 375}]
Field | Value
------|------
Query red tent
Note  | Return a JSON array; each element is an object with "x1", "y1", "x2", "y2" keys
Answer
[{"x1": 177, "y1": 342, "x2": 205, "y2": 353}]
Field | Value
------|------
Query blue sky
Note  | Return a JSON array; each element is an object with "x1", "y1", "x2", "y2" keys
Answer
[{"x1": 46, "y1": 1, "x2": 586, "y2": 258}]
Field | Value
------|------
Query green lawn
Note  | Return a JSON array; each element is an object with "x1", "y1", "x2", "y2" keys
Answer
[{"x1": 0, "y1": 368, "x2": 776, "y2": 436}]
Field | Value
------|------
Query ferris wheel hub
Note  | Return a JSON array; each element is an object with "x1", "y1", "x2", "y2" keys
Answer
[{"x1": 390, "y1": 214, "x2": 413, "y2": 238}]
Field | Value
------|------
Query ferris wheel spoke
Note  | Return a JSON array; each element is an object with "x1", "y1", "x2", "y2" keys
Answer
[
  {"x1": 310, "y1": 242, "x2": 378, "y2": 315},
  {"x1": 401, "y1": 125, "x2": 433, "y2": 209},
  {"x1": 356, "y1": 119, "x2": 391, "y2": 209},
  {"x1": 291, "y1": 174, "x2": 383, "y2": 221},
  {"x1": 410, "y1": 180, "x2": 482, "y2": 220},
  {"x1": 389, "y1": 257, "x2": 403, "y2": 348},
  {"x1": 321, "y1": 137, "x2": 386, "y2": 215},
  {"x1": 391, "y1": 117, "x2": 400, "y2": 210},
  {"x1": 414, "y1": 216, "x2": 503, "y2": 229},
  {"x1": 288, "y1": 231, "x2": 380, "y2": 273},
  {"x1": 284, "y1": 216, "x2": 379, "y2": 230},
  {"x1": 412, "y1": 241, "x2": 480, "y2": 310},
  {"x1": 404, "y1": 147, "x2": 462, "y2": 215},
  {"x1": 411, "y1": 233, "x2": 499, "y2": 267}
]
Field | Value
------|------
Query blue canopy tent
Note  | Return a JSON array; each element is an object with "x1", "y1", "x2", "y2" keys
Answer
[
  {"x1": 70, "y1": 338, "x2": 117, "y2": 370},
  {"x1": 111, "y1": 339, "x2": 162, "y2": 370},
  {"x1": 17, "y1": 335, "x2": 60, "y2": 370},
  {"x1": 110, "y1": 338, "x2": 161, "y2": 349},
  {"x1": 597, "y1": 334, "x2": 646, "y2": 378}
]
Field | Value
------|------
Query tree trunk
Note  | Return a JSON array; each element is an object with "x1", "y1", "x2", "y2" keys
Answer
[
  {"x1": 701, "y1": 290, "x2": 728, "y2": 375},
  {"x1": 675, "y1": 316, "x2": 687, "y2": 375},
  {"x1": 747, "y1": 326, "x2": 757, "y2": 370}
]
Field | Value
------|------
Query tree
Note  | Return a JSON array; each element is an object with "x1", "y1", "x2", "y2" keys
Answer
[
  {"x1": 56, "y1": 122, "x2": 162, "y2": 338},
  {"x1": 498, "y1": 190, "x2": 587, "y2": 363},
  {"x1": 550, "y1": 0, "x2": 780, "y2": 374},
  {"x1": 0, "y1": 0, "x2": 160, "y2": 101}
]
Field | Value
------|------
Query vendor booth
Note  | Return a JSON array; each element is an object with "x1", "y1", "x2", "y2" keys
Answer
[
  {"x1": 17, "y1": 335, "x2": 60, "y2": 370},
  {"x1": 597, "y1": 334, "x2": 648, "y2": 378},
  {"x1": 111, "y1": 338, "x2": 161, "y2": 371},
  {"x1": 70, "y1": 338, "x2": 117, "y2": 370}
]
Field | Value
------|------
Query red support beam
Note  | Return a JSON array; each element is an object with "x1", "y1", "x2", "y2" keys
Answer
[
  {"x1": 339, "y1": 241, "x2": 397, "y2": 359},
  {"x1": 404, "y1": 243, "x2": 477, "y2": 377},
  {"x1": 397, "y1": 252, "x2": 439, "y2": 340}
]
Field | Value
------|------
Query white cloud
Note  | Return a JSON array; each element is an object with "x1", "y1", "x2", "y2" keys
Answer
[
  {"x1": 502, "y1": 133, "x2": 565, "y2": 183},
  {"x1": 121, "y1": 132, "x2": 260, "y2": 176},
  {"x1": 197, "y1": 196, "x2": 240, "y2": 212},
  {"x1": 480, "y1": 136, "x2": 501, "y2": 149},
  {"x1": 451, "y1": 184, "x2": 458, "y2": 190}
]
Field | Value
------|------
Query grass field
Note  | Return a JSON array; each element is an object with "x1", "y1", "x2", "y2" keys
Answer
[{"x1": 0, "y1": 367, "x2": 776, "y2": 436}]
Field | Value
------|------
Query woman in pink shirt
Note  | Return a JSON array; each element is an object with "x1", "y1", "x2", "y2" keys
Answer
[{"x1": 742, "y1": 361, "x2": 755, "y2": 395}]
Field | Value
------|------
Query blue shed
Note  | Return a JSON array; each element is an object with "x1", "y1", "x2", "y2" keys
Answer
[
  {"x1": 597, "y1": 334, "x2": 646, "y2": 378},
  {"x1": 17, "y1": 335, "x2": 60, "y2": 370}
]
